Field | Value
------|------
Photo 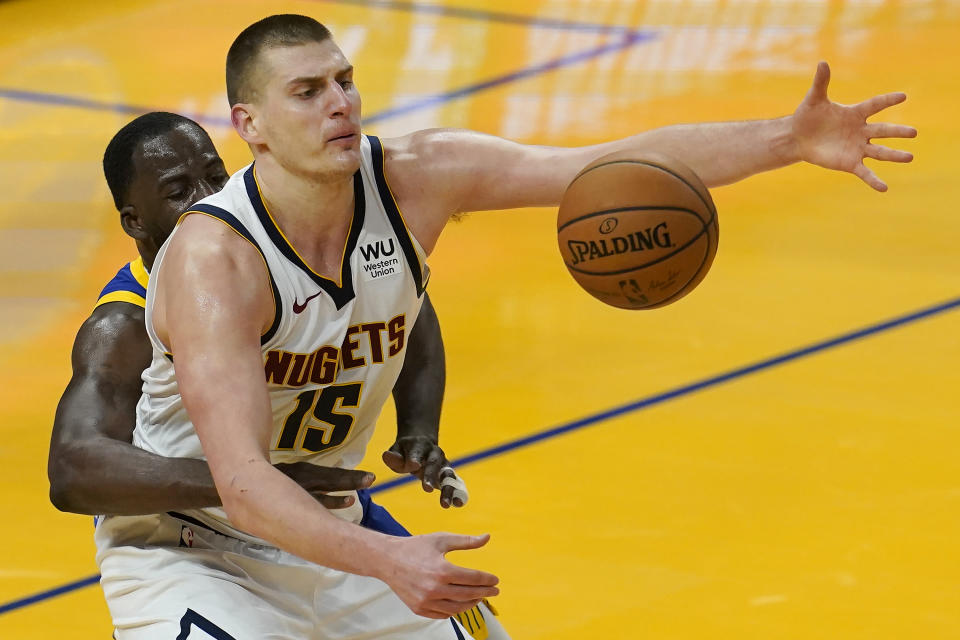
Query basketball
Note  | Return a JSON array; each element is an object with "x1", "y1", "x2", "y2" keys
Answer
[{"x1": 557, "y1": 150, "x2": 719, "y2": 310}]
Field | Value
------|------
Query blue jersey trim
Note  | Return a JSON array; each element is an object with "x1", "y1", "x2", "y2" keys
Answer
[{"x1": 97, "y1": 262, "x2": 146, "y2": 301}]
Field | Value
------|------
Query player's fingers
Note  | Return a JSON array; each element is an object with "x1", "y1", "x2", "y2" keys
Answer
[
  {"x1": 420, "y1": 449, "x2": 447, "y2": 491},
  {"x1": 314, "y1": 468, "x2": 375, "y2": 492},
  {"x1": 382, "y1": 450, "x2": 419, "y2": 474},
  {"x1": 423, "y1": 599, "x2": 484, "y2": 618},
  {"x1": 853, "y1": 162, "x2": 888, "y2": 192},
  {"x1": 440, "y1": 483, "x2": 454, "y2": 509},
  {"x1": 857, "y1": 92, "x2": 907, "y2": 117},
  {"x1": 404, "y1": 439, "x2": 433, "y2": 468},
  {"x1": 806, "y1": 60, "x2": 830, "y2": 102},
  {"x1": 865, "y1": 122, "x2": 917, "y2": 140},
  {"x1": 313, "y1": 493, "x2": 356, "y2": 509},
  {"x1": 864, "y1": 143, "x2": 913, "y2": 163},
  {"x1": 438, "y1": 584, "x2": 500, "y2": 602},
  {"x1": 417, "y1": 605, "x2": 456, "y2": 620},
  {"x1": 439, "y1": 468, "x2": 469, "y2": 507},
  {"x1": 437, "y1": 533, "x2": 491, "y2": 554}
]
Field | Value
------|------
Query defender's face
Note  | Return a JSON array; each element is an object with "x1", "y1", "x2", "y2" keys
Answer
[
  {"x1": 127, "y1": 124, "x2": 229, "y2": 245},
  {"x1": 253, "y1": 40, "x2": 361, "y2": 180}
]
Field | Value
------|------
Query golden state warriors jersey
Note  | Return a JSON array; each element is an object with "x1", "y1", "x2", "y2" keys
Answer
[
  {"x1": 132, "y1": 135, "x2": 428, "y2": 540},
  {"x1": 95, "y1": 257, "x2": 149, "y2": 309}
]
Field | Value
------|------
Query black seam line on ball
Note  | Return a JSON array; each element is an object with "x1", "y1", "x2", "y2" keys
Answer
[
  {"x1": 565, "y1": 208, "x2": 709, "y2": 276},
  {"x1": 557, "y1": 205, "x2": 702, "y2": 233},
  {"x1": 567, "y1": 159, "x2": 716, "y2": 228}
]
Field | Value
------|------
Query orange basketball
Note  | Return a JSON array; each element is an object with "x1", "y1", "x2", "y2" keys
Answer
[{"x1": 557, "y1": 150, "x2": 719, "y2": 310}]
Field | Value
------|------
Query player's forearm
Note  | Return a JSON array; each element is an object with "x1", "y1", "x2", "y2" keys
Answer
[
  {"x1": 220, "y1": 460, "x2": 396, "y2": 578},
  {"x1": 604, "y1": 116, "x2": 801, "y2": 187},
  {"x1": 49, "y1": 435, "x2": 219, "y2": 515},
  {"x1": 393, "y1": 294, "x2": 445, "y2": 440}
]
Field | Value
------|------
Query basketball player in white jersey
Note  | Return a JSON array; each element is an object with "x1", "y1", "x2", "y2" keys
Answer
[{"x1": 95, "y1": 14, "x2": 915, "y2": 638}]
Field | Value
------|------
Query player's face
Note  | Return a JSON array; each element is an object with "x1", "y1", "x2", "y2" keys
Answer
[
  {"x1": 251, "y1": 40, "x2": 361, "y2": 180},
  {"x1": 126, "y1": 123, "x2": 229, "y2": 245}
]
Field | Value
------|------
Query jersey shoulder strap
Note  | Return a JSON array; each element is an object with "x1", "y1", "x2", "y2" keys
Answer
[{"x1": 95, "y1": 257, "x2": 149, "y2": 309}]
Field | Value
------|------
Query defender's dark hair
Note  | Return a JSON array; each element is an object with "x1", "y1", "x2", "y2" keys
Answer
[
  {"x1": 102, "y1": 111, "x2": 207, "y2": 211},
  {"x1": 226, "y1": 14, "x2": 332, "y2": 106}
]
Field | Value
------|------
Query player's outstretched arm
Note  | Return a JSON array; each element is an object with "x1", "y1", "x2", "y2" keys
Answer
[
  {"x1": 163, "y1": 215, "x2": 498, "y2": 617},
  {"x1": 47, "y1": 302, "x2": 373, "y2": 515},
  {"x1": 383, "y1": 62, "x2": 915, "y2": 250},
  {"x1": 385, "y1": 293, "x2": 465, "y2": 508}
]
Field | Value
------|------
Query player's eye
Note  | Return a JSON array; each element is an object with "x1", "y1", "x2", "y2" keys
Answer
[
  {"x1": 339, "y1": 79, "x2": 353, "y2": 89},
  {"x1": 298, "y1": 88, "x2": 317, "y2": 99}
]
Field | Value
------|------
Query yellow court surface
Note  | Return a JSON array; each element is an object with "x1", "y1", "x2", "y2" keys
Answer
[{"x1": 1, "y1": 0, "x2": 959, "y2": 637}]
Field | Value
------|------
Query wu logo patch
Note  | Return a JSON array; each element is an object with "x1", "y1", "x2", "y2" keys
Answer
[{"x1": 359, "y1": 238, "x2": 403, "y2": 282}]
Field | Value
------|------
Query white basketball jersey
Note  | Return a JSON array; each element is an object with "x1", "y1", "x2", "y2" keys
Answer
[{"x1": 128, "y1": 135, "x2": 428, "y2": 541}]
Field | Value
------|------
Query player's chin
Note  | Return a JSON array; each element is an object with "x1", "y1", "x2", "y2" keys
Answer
[{"x1": 326, "y1": 147, "x2": 362, "y2": 174}]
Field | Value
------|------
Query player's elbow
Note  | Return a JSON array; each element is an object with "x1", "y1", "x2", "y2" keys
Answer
[
  {"x1": 47, "y1": 447, "x2": 86, "y2": 513},
  {"x1": 219, "y1": 491, "x2": 260, "y2": 536},
  {"x1": 216, "y1": 477, "x2": 260, "y2": 534}
]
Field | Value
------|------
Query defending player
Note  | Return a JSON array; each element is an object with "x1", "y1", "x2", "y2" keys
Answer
[
  {"x1": 51, "y1": 112, "x2": 501, "y2": 638},
  {"x1": 94, "y1": 14, "x2": 915, "y2": 639}
]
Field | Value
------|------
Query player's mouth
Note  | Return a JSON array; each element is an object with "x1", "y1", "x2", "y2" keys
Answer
[{"x1": 327, "y1": 131, "x2": 358, "y2": 145}]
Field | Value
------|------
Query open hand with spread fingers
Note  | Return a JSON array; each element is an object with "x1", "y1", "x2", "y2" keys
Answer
[{"x1": 792, "y1": 61, "x2": 917, "y2": 191}]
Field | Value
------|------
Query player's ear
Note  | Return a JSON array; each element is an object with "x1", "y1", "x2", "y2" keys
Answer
[
  {"x1": 119, "y1": 205, "x2": 149, "y2": 241},
  {"x1": 232, "y1": 103, "x2": 263, "y2": 144}
]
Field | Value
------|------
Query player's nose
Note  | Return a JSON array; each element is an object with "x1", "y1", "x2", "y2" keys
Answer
[{"x1": 328, "y1": 83, "x2": 353, "y2": 117}]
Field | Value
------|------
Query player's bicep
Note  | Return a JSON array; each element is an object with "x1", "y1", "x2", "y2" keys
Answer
[
  {"x1": 51, "y1": 306, "x2": 151, "y2": 447},
  {"x1": 159, "y1": 219, "x2": 275, "y2": 475},
  {"x1": 390, "y1": 129, "x2": 591, "y2": 215}
]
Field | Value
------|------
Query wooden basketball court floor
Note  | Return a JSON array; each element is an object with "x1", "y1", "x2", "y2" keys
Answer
[{"x1": 1, "y1": 0, "x2": 958, "y2": 637}]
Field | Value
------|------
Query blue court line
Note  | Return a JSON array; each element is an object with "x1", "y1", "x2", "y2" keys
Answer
[
  {"x1": 370, "y1": 295, "x2": 960, "y2": 493},
  {"x1": 364, "y1": 30, "x2": 654, "y2": 124},
  {"x1": 0, "y1": 575, "x2": 99, "y2": 616},
  {"x1": 0, "y1": 29, "x2": 652, "y2": 129},
  {"x1": 0, "y1": 87, "x2": 233, "y2": 128},
  {"x1": 1, "y1": 295, "x2": 958, "y2": 616},
  {"x1": 315, "y1": 0, "x2": 634, "y2": 33}
]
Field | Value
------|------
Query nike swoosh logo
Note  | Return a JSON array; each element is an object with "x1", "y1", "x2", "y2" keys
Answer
[{"x1": 292, "y1": 290, "x2": 323, "y2": 314}]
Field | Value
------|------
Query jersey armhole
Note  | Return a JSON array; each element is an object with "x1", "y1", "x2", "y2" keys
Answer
[{"x1": 181, "y1": 205, "x2": 283, "y2": 345}]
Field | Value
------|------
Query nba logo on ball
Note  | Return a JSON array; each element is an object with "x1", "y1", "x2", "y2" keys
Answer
[{"x1": 557, "y1": 151, "x2": 719, "y2": 310}]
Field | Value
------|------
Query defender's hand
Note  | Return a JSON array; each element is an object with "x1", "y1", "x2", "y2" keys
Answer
[
  {"x1": 792, "y1": 61, "x2": 916, "y2": 191},
  {"x1": 378, "y1": 532, "x2": 499, "y2": 618},
  {"x1": 275, "y1": 462, "x2": 374, "y2": 509},
  {"x1": 383, "y1": 436, "x2": 465, "y2": 508}
]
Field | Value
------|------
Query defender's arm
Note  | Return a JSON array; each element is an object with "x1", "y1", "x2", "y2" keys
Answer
[
  {"x1": 47, "y1": 303, "x2": 371, "y2": 515},
  {"x1": 386, "y1": 293, "x2": 463, "y2": 507},
  {"x1": 48, "y1": 303, "x2": 218, "y2": 514}
]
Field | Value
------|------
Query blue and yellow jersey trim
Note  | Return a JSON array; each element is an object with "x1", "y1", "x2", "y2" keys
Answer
[{"x1": 95, "y1": 256, "x2": 149, "y2": 309}]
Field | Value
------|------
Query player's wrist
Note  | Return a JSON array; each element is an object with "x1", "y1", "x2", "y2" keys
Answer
[
  {"x1": 777, "y1": 114, "x2": 803, "y2": 165},
  {"x1": 361, "y1": 533, "x2": 406, "y2": 582}
]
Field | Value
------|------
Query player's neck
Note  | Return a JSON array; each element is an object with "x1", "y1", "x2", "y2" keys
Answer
[{"x1": 254, "y1": 159, "x2": 356, "y2": 278}]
